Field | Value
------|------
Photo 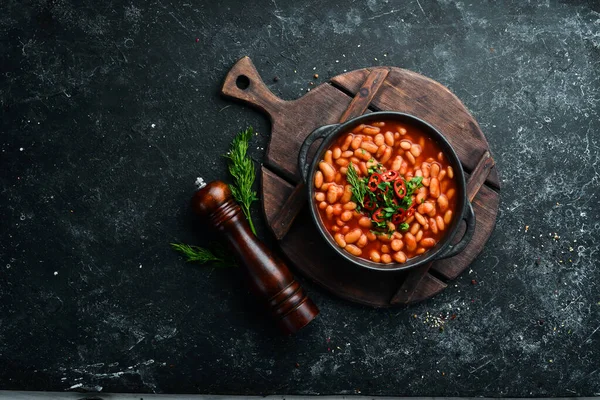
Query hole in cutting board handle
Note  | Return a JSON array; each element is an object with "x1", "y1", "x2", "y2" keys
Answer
[{"x1": 236, "y1": 75, "x2": 250, "y2": 90}]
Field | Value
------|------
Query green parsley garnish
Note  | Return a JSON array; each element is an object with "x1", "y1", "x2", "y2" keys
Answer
[
  {"x1": 367, "y1": 160, "x2": 384, "y2": 175},
  {"x1": 406, "y1": 176, "x2": 423, "y2": 197}
]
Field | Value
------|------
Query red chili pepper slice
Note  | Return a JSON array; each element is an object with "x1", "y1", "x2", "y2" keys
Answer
[
  {"x1": 367, "y1": 173, "x2": 382, "y2": 192},
  {"x1": 391, "y1": 209, "x2": 405, "y2": 225},
  {"x1": 393, "y1": 179, "x2": 406, "y2": 199},
  {"x1": 372, "y1": 207, "x2": 385, "y2": 222},
  {"x1": 392, "y1": 203, "x2": 416, "y2": 224},
  {"x1": 381, "y1": 170, "x2": 399, "y2": 182},
  {"x1": 363, "y1": 196, "x2": 377, "y2": 211}
]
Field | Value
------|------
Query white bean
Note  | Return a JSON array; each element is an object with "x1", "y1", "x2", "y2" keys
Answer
[
  {"x1": 319, "y1": 161, "x2": 335, "y2": 182},
  {"x1": 345, "y1": 244, "x2": 362, "y2": 256},
  {"x1": 393, "y1": 251, "x2": 407, "y2": 263},
  {"x1": 314, "y1": 171, "x2": 323, "y2": 188},
  {"x1": 334, "y1": 233, "x2": 346, "y2": 248}
]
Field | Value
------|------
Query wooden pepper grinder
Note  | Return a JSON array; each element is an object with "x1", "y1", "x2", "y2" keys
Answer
[{"x1": 191, "y1": 180, "x2": 319, "y2": 334}]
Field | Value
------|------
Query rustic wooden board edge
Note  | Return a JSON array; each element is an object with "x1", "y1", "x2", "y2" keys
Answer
[
  {"x1": 261, "y1": 166, "x2": 295, "y2": 233},
  {"x1": 339, "y1": 67, "x2": 390, "y2": 123},
  {"x1": 409, "y1": 273, "x2": 448, "y2": 304},
  {"x1": 390, "y1": 262, "x2": 434, "y2": 305},
  {"x1": 221, "y1": 56, "x2": 286, "y2": 123},
  {"x1": 467, "y1": 151, "x2": 496, "y2": 202}
]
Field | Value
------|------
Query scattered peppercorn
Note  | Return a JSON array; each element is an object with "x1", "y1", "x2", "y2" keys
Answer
[
  {"x1": 471, "y1": 279, "x2": 477, "y2": 285},
  {"x1": 273, "y1": 76, "x2": 279, "y2": 82},
  {"x1": 295, "y1": 362, "x2": 300, "y2": 368}
]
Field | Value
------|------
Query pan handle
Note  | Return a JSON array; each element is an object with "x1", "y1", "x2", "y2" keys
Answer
[
  {"x1": 297, "y1": 124, "x2": 338, "y2": 182},
  {"x1": 435, "y1": 201, "x2": 476, "y2": 260}
]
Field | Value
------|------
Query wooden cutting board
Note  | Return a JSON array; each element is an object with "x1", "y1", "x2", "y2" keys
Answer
[{"x1": 222, "y1": 56, "x2": 500, "y2": 306}]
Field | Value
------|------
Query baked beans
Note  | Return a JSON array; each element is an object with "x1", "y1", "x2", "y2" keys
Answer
[{"x1": 314, "y1": 120, "x2": 458, "y2": 264}]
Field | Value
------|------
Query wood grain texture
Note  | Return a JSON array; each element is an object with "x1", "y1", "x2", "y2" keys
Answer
[
  {"x1": 224, "y1": 59, "x2": 500, "y2": 307},
  {"x1": 407, "y1": 273, "x2": 448, "y2": 304},
  {"x1": 331, "y1": 68, "x2": 501, "y2": 190},
  {"x1": 390, "y1": 262, "x2": 434, "y2": 305},
  {"x1": 467, "y1": 150, "x2": 495, "y2": 202},
  {"x1": 222, "y1": 56, "x2": 285, "y2": 120},
  {"x1": 269, "y1": 182, "x2": 306, "y2": 240},
  {"x1": 338, "y1": 68, "x2": 389, "y2": 123},
  {"x1": 261, "y1": 167, "x2": 294, "y2": 228},
  {"x1": 265, "y1": 82, "x2": 352, "y2": 182}
]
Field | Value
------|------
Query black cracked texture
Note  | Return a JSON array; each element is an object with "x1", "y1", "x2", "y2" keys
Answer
[{"x1": 1, "y1": 0, "x2": 600, "y2": 396}]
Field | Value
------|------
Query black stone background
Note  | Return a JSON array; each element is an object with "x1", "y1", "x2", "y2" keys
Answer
[{"x1": 1, "y1": 0, "x2": 600, "y2": 396}]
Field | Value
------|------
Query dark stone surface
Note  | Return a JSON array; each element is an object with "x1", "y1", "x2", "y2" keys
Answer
[{"x1": 1, "y1": 0, "x2": 599, "y2": 396}]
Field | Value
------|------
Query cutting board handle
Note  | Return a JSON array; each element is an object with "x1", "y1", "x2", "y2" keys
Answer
[{"x1": 222, "y1": 56, "x2": 284, "y2": 119}]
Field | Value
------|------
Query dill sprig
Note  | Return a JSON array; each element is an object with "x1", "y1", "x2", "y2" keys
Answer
[
  {"x1": 224, "y1": 127, "x2": 258, "y2": 235},
  {"x1": 347, "y1": 162, "x2": 369, "y2": 208},
  {"x1": 170, "y1": 127, "x2": 258, "y2": 265},
  {"x1": 170, "y1": 243, "x2": 235, "y2": 266}
]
